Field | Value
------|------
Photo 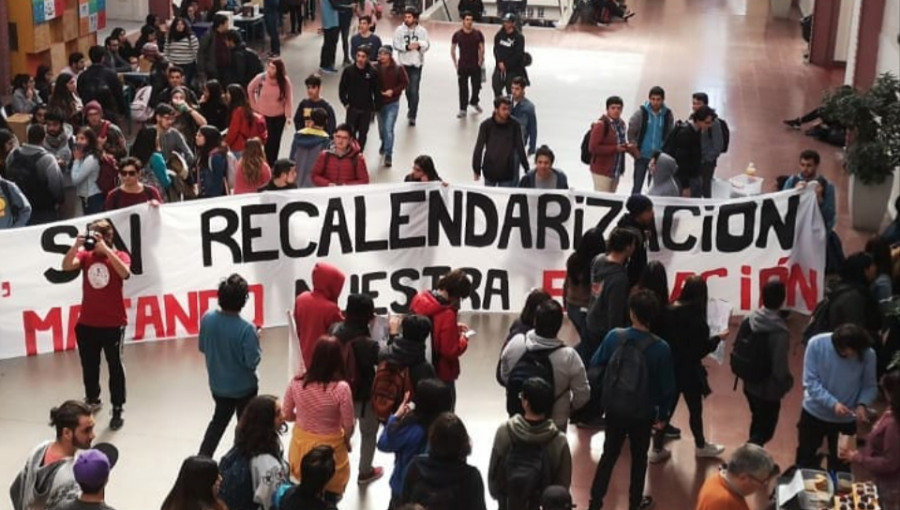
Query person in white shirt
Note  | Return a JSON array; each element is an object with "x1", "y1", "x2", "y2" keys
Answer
[{"x1": 393, "y1": 6, "x2": 430, "y2": 126}]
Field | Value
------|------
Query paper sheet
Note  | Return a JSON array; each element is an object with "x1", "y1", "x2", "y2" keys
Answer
[
  {"x1": 370, "y1": 315, "x2": 389, "y2": 346},
  {"x1": 706, "y1": 299, "x2": 732, "y2": 365},
  {"x1": 777, "y1": 470, "x2": 806, "y2": 507}
]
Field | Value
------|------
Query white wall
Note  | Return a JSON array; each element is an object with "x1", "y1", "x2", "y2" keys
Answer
[
  {"x1": 835, "y1": 0, "x2": 855, "y2": 62},
  {"x1": 844, "y1": 0, "x2": 861, "y2": 84},
  {"x1": 106, "y1": 0, "x2": 148, "y2": 23},
  {"x1": 877, "y1": 0, "x2": 900, "y2": 76},
  {"x1": 798, "y1": 0, "x2": 815, "y2": 17}
]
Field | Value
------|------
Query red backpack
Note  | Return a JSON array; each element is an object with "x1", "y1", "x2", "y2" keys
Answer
[
  {"x1": 96, "y1": 154, "x2": 120, "y2": 195},
  {"x1": 371, "y1": 359, "x2": 414, "y2": 422}
]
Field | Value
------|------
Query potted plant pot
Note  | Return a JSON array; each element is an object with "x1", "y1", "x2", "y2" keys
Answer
[{"x1": 849, "y1": 172, "x2": 895, "y2": 231}]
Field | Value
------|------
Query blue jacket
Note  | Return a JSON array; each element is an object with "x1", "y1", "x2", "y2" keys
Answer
[
  {"x1": 377, "y1": 415, "x2": 427, "y2": 497},
  {"x1": 589, "y1": 327, "x2": 677, "y2": 422},
  {"x1": 290, "y1": 128, "x2": 331, "y2": 188},
  {"x1": 782, "y1": 174, "x2": 836, "y2": 231},
  {"x1": 0, "y1": 177, "x2": 32, "y2": 228},
  {"x1": 625, "y1": 102, "x2": 673, "y2": 159},
  {"x1": 198, "y1": 152, "x2": 228, "y2": 198},
  {"x1": 802, "y1": 334, "x2": 878, "y2": 424},
  {"x1": 517, "y1": 168, "x2": 568, "y2": 189},
  {"x1": 511, "y1": 97, "x2": 537, "y2": 154},
  {"x1": 320, "y1": 0, "x2": 339, "y2": 30},
  {"x1": 198, "y1": 310, "x2": 261, "y2": 398}
]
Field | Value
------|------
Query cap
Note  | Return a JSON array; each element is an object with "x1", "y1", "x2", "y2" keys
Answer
[
  {"x1": 502, "y1": 12, "x2": 517, "y2": 22},
  {"x1": 141, "y1": 42, "x2": 160, "y2": 58},
  {"x1": 626, "y1": 194, "x2": 653, "y2": 215},
  {"x1": 541, "y1": 485, "x2": 576, "y2": 510},
  {"x1": 73, "y1": 443, "x2": 119, "y2": 491},
  {"x1": 378, "y1": 45, "x2": 394, "y2": 55},
  {"x1": 83, "y1": 101, "x2": 103, "y2": 115}
]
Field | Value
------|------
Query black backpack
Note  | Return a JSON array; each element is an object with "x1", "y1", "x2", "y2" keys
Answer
[
  {"x1": 505, "y1": 343, "x2": 564, "y2": 417},
  {"x1": 218, "y1": 447, "x2": 255, "y2": 510},
  {"x1": 579, "y1": 120, "x2": 609, "y2": 165},
  {"x1": 498, "y1": 424, "x2": 553, "y2": 510},
  {"x1": 0, "y1": 180, "x2": 23, "y2": 224},
  {"x1": 244, "y1": 49, "x2": 265, "y2": 85},
  {"x1": 601, "y1": 332, "x2": 655, "y2": 420},
  {"x1": 6, "y1": 151, "x2": 51, "y2": 210},
  {"x1": 730, "y1": 317, "x2": 771, "y2": 388},
  {"x1": 405, "y1": 457, "x2": 462, "y2": 510},
  {"x1": 718, "y1": 118, "x2": 731, "y2": 153},
  {"x1": 802, "y1": 294, "x2": 834, "y2": 344}
]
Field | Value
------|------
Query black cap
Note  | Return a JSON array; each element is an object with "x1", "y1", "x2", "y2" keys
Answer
[
  {"x1": 502, "y1": 12, "x2": 516, "y2": 22},
  {"x1": 626, "y1": 194, "x2": 653, "y2": 215},
  {"x1": 541, "y1": 486, "x2": 575, "y2": 510}
]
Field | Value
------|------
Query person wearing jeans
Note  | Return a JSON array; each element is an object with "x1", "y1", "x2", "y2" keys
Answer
[
  {"x1": 198, "y1": 274, "x2": 262, "y2": 458},
  {"x1": 248, "y1": 59, "x2": 294, "y2": 165},
  {"x1": 796, "y1": 325, "x2": 878, "y2": 473},
  {"x1": 263, "y1": 0, "x2": 281, "y2": 56},
  {"x1": 393, "y1": 7, "x2": 429, "y2": 126},
  {"x1": 339, "y1": 46, "x2": 380, "y2": 150},
  {"x1": 627, "y1": 86, "x2": 673, "y2": 195},
  {"x1": 691, "y1": 92, "x2": 725, "y2": 198},
  {"x1": 374, "y1": 46, "x2": 408, "y2": 167},
  {"x1": 319, "y1": 0, "x2": 340, "y2": 73},
  {"x1": 451, "y1": 13, "x2": 485, "y2": 118},
  {"x1": 62, "y1": 219, "x2": 132, "y2": 431},
  {"x1": 472, "y1": 96, "x2": 529, "y2": 188}
]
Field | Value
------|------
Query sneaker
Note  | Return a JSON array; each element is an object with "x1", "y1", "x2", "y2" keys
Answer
[
  {"x1": 664, "y1": 424, "x2": 682, "y2": 439},
  {"x1": 319, "y1": 66, "x2": 338, "y2": 74},
  {"x1": 408, "y1": 118, "x2": 416, "y2": 127},
  {"x1": 110, "y1": 407, "x2": 124, "y2": 431},
  {"x1": 357, "y1": 466, "x2": 384, "y2": 485},
  {"x1": 342, "y1": 58, "x2": 352, "y2": 66},
  {"x1": 596, "y1": 21, "x2": 609, "y2": 27},
  {"x1": 456, "y1": 110, "x2": 466, "y2": 119},
  {"x1": 378, "y1": 146, "x2": 385, "y2": 155},
  {"x1": 470, "y1": 103, "x2": 483, "y2": 113},
  {"x1": 384, "y1": 155, "x2": 392, "y2": 167},
  {"x1": 696, "y1": 443, "x2": 725, "y2": 458},
  {"x1": 648, "y1": 448, "x2": 671, "y2": 464},
  {"x1": 632, "y1": 496, "x2": 655, "y2": 510},
  {"x1": 783, "y1": 119, "x2": 801, "y2": 129},
  {"x1": 84, "y1": 399, "x2": 102, "y2": 414}
]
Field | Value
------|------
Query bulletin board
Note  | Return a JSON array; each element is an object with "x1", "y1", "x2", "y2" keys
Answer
[
  {"x1": 32, "y1": 0, "x2": 66, "y2": 23},
  {"x1": 78, "y1": 0, "x2": 106, "y2": 34}
]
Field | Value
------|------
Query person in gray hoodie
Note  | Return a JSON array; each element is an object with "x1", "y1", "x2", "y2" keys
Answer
[
  {"x1": 583, "y1": 227, "x2": 637, "y2": 361},
  {"x1": 4, "y1": 124, "x2": 64, "y2": 225},
  {"x1": 646, "y1": 152, "x2": 680, "y2": 198},
  {"x1": 488, "y1": 377, "x2": 572, "y2": 510},
  {"x1": 42, "y1": 111, "x2": 77, "y2": 219},
  {"x1": 499, "y1": 300, "x2": 590, "y2": 431},
  {"x1": 627, "y1": 86, "x2": 674, "y2": 195},
  {"x1": 10, "y1": 401, "x2": 96, "y2": 510},
  {"x1": 290, "y1": 108, "x2": 331, "y2": 188},
  {"x1": 742, "y1": 280, "x2": 794, "y2": 447}
]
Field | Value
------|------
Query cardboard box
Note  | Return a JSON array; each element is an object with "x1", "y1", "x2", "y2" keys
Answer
[
  {"x1": 6, "y1": 114, "x2": 33, "y2": 143},
  {"x1": 32, "y1": 22, "x2": 52, "y2": 53},
  {"x1": 63, "y1": 9, "x2": 79, "y2": 40},
  {"x1": 50, "y1": 42, "x2": 68, "y2": 73}
]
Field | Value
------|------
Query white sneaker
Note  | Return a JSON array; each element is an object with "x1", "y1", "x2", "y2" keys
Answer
[
  {"x1": 456, "y1": 110, "x2": 466, "y2": 119},
  {"x1": 648, "y1": 448, "x2": 671, "y2": 464},
  {"x1": 695, "y1": 443, "x2": 726, "y2": 458}
]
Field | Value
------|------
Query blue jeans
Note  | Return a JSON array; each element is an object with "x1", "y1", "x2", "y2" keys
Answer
[
  {"x1": 404, "y1": 65, "x2": 422, "y2": 120},
  {"x1": 688, "y1": 175, "x2": 703, "y2": 198},
  {"x1": 265, "y1": 10, "x2": 280, "y2": 54},
  {"x1": 632, "y1": 157, "x2": 650, "y2": 195},
  {"x1": 377, "y1": 102, "x2": 399, "y2": 157},
  {"x1": 485, "y1": 177, "x2": 518, "y2": 188}
]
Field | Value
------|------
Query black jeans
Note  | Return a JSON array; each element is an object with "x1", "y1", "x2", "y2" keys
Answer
[
  {"x1": 264, "y1": 115, "x2": 287, "y2": 166},
  {"x1": 795, "y1": 409, "x2": 856, "y2": 473},
  {"x1": 699, "y1": 161, "x2": 716, "y2": 198},
  {"x1": 589, "y1": 416, "x2": 653, "y2": 509},
  {"x1": 744, "y1": 390, "x2": 781, "y2": 447},
  {"x1": 457, "y1": 67, "x2": 481, "y2": 111},
  {"x1": 199, "y1": 389, "x2": 259, "y2": 457},
  {"x1": 320, "y1": 27, "x2": 339, "y2": 68},
  {"x1": 346, "y1": 107, "x2": 373, "y2": 149},
  {"x1": 75, "y1": 324, "x2": 126, "y2": 408},
  {"x1": 339, "y1": 10, "x2": 352, "y2": 62},
  {"x1": 652, "y1": 384, "x2": 706, "y2": 449},
  {"x1": 287, "y1": 4, "x2": 303, "y2": 32}
]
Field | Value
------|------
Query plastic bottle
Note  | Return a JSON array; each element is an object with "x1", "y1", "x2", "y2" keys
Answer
[{"x1": 745, "y1": 162, "x2": 757, "y2": 176}]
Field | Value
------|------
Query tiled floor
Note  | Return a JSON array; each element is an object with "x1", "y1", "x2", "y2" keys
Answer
[{"x1": 3, "y1": 1, "x2": 885, "y2": 509}]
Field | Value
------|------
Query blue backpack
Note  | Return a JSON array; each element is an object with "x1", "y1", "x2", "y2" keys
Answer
[{"x1": 218, "y1": 447, "x2": 255, "y2": 510}]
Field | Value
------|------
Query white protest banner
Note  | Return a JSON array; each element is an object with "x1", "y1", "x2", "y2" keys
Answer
[{"x1": 0, "y1": 183, "x2": 825, "y2": 360}]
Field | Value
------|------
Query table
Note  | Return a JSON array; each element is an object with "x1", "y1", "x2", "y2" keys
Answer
[{"x1": 233, "y1": 14, "x2": 266, "y2": 52}]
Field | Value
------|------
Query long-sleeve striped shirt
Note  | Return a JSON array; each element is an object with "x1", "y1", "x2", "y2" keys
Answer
[
  {"x1": 165, "y1": 35, "x2": 199, "y2": 66},
  {"x1": 283, "y1": 379, "x2": 354, "y2": 436}
]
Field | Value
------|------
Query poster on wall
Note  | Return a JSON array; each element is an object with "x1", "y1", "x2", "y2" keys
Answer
[{"x1": 32, "y1": 0, "x2": 65, "y2": 23}]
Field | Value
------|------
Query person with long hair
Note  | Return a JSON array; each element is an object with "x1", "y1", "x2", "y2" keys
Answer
[
  {"x1": 635, "y1": 261, "x2": 669, "y2": 318},
  {"x1": 283, "y1": 337, "x2": 354, "y2": 502},
  {"x1": 0, "y1": 129, "x2": 17, "y2": 178},
  {"x1": 829, "y1": 252, "x2": 881, "y2": 337},
  {"x1": 48, "y1": 73, "x2": 83, "y2": 126},
  {"x1": 404, "y1": 155, "x2": 442, "y2": 182},
  {"x1": 234, "y1": 138, "x2": 271, "y2": 194},
  {"x1": 12, "y1": 74, "x2": 42, "y2": 114},
  {"x1": 195, "y1": 126, "x2": 229, "y2": 198},
  {"x1": 170, "y1": 86, "x2": 208, "y2": 150},
  {"x1": 225, "y1": 84, "x2": 267, "y2": 159},
  {"x1": 563, "y1": 227, "x2": 606, "y2": 346},
  {"x1": 655, "y1": 275, "x2": 728, "y2": 462},
  {"x1": 111, "y1": 27, "x2": 137, "y2": 60},
  {"x1": 199, "y1": 80, "x2": 229, "y2": 131},
  {"x1": 248, "y1": 59, "x2": 293, "y2": 166},
  {"x1": 839, "y1": 368, "x2": 900, "y2": 509},
  {"x1": 377, "y1": 379, "x2": 454, "y2": 509},
  {"x1": 278, "y1": 446, "x2": 336, "y2": 510},
  {"x1": 161, "y1": 456, "x2": 227, "y2": 510},
  {"x1": 130, "y1": 126, "x2": 170, "y2": 192},
  {"x1": 866, "y1": 236, "x2": 895, "y2": 315},
  {"x1": 165, "y1": 17, "x2": 200, "y2": 87},
  {"x1": 219, "y1": 395, "x2": 289, "y2": 510},
  {"x1": 34, "y1": 66, "x2": 53, "y2": 109},
  {"x1": 70, "y1": 126, "x2": 104, "y2": 214}
]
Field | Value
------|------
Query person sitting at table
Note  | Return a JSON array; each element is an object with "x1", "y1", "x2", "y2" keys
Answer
[
  {"x1": 104, "y1": 35, "x2": 133, "y2": 73},
  {"x1": 135, "y1": 24, "x2": 162, "y2": 58},
  {"x1": 111, "y1": 27, "x2": 138, "y2": 61},
  {"x1": 155, "y1": 66, "x2": 199, "y2": 108},
  {"x1": 181, "y1": 0, "x2": 205, "y2": 24},
  {"x1": 140, "y1": 43, "x2": 171, "y2": 108},
  {"x1": 48, "y1": 73, "x2": 83, "y2": 126},
  {"x1": 198, "y1": 14, "x2": 231, "y2": 84}
]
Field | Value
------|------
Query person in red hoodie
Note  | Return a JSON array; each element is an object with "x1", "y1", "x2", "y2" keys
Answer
[
  {"x1": 293, "y1": 262, "x2": 346, "y2": 370},
  {"x1": 409, "y1": 268, "x2": 472, "y2": 409},
  {"x1": 588, "y1": 95, "x2": 635, "y2": 193},
  {"x1": 311, "y1": 124, "x2": 370, "y2": 186}
]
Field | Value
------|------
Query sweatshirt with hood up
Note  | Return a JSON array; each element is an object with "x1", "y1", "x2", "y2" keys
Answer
[
  {"x1": 42, "y1": 124, "x2": 74, "y2": 186},
  {"x1": 10, "y1": 441, "x2": 80, "y2": 510},
  {"x1": 487, "y1": 414, "x2": 572, "y2": 504},
  {"x1": 290, "y1": 127, "x2": 330, "y2": 188},
  {"x1": 409, "y1": 290, "x2": 468, "y2": 382},
  {"x1": 294, "y1": 262, "x2": 346, "y2": 369},
  {"x1": 742, "y1": 307, "x2": 793, "y2": 402},
  {"x1": 647, "y1": 153, "x2": 680, "y2": 198},
  {"x1": 401, "y1": 455, "x2": 487, "y2": 510},
  {"x1": 585, "y1": 254, "x2": 630, "y2": 347}
]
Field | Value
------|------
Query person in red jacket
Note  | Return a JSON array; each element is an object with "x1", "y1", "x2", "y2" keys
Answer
[
  {"x1": 409, "y1": 268, "x2": 472, "y2": 409},
  {"x1": 588, "y1": 95, "x2": 635, "y2": 193},
  {"x1": 293, "y1": 262, "x2": 346, "y2": 370},
  {"x1": 311, "y1": 123, "x2": 370, "y2": 186}
]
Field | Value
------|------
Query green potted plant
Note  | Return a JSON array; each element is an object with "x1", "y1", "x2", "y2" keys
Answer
[{"x1": 822, "y1": 72, "x2": 900, "y2": 231}]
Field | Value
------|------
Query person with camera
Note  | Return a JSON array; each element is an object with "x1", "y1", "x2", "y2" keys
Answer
[{"x1": 62, "y1": 219, "x2": 132, "y2": 431}]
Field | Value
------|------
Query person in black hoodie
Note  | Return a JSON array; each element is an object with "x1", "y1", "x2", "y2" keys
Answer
[
  {"x1": 582, "y1": 227, "x2": 637, "y2": 362},
  {"x1": 617, "y1": 195, "x2": 655, "y2": 287},
  {"x1": 655, "y1": 275, "x2": 729, "y2": 462},
  {"x1": 492, "y1": 15, "x2": 526, "y2": 97},
  {"x1": 331, "y1": 293, "x2": 383, "y2": 485},
  {"x1": 661, "y1": 105, "x2": 715, "y2": 197},
  {"x1": 338, "y1": 46, "x2": 381, "y2": 150},
  {"x1": 472, "y1": 96, "x2": 529, "y2": 187},
  {"x1": 280, "y1": 445, "x2": 335, "y2": 510},
  {"x1": 401, "y1": 412, "x2": 488, "y2": 510},
  {"x1": 827, "y1": 252, "x2": 880, "y2": 338},
  {"x1": 381, "y1": 314, "x2": 438, "y2": 389}
]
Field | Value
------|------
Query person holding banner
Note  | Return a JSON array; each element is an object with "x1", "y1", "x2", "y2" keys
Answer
[{"x1": 62, "y1": 220, "x2": 132, "y2": 431}]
